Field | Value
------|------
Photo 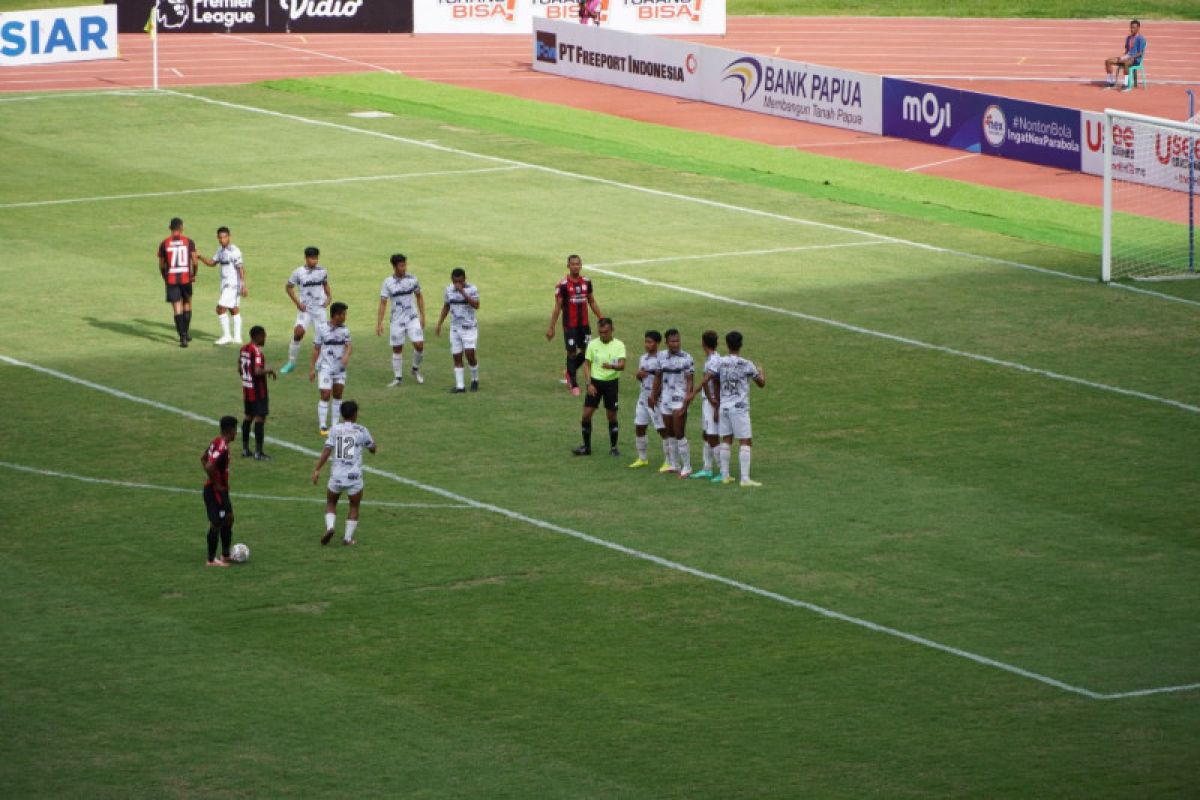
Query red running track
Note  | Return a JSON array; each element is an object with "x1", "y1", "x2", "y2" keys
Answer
[{"x1": 2, "y1": 18, "x2": 1198, "y2": 208}]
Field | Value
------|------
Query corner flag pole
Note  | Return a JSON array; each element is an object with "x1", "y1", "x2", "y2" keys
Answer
[
  {"x1": 1188, "y1": 89, "x2": 1195, "y2": 273},
  {"x1": 150, "y1": 0, "x2": 159, "y2": 90}
]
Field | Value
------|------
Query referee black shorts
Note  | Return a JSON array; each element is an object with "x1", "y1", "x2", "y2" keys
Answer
[
  {"x1": 563, "y1": 325, "x2": 591, "y2": 352},
  {"x1": 584, "y1": 378, "x2": 619, "y2": 411},
  {"x1": 203, "y1": 485, "x2": 233, "y2": 527}
]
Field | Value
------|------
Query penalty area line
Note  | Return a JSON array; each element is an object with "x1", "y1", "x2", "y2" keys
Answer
[
  {"x1": 0, "y1": 461, "x2": 469, "y2": 510},
  {"x1": 3, "y1": 353, "x2": 1196, "y2": 702}
]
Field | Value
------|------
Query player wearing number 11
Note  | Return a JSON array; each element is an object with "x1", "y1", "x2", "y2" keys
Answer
[{"x1": 312, "y1": 400, "x2": 376, "y2": 547}]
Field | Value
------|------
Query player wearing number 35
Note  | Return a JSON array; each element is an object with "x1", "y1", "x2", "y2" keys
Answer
[{"x1": 312, "y1": 400, "x2": 376, "y2": 547}]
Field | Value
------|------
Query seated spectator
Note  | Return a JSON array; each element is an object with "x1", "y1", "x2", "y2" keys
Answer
[
  {"x1": 1104, "y1": 19, "x2": 1146, "y2": 88},
  {"x1": 578, "y1": 0, "x2": 602, "y2": 26}
]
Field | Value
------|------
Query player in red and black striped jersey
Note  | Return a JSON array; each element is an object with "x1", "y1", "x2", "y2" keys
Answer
[
  {"x1": 546, "y1": 254, "x2": 603, "y2": 395},
  {"x1": 201, "y1": 416, "x2": 239, "y2": 567},
  {"x1": 158, "y1": 217, "x2": 197, "y2": 348},
  {"x1": 238, "y1": 326, "x2": 276, "y2": 461}
]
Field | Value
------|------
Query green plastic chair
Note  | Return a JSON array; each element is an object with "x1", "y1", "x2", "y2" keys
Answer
[{"x1": 1125, "y1": 49, "x2": 1147, "y2": 89}]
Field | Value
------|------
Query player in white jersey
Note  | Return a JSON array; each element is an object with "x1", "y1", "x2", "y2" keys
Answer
[
  {"x1": 628, "y1": 330, "x2": 672, "y2": 470},
  {"x1": 684, "y1": 330, "x2": 721, "y2": 479},
  {"x1": 650, "y1": 328, "x2": 695, "y2": 478},
  {"x1": 699, "y1": 330, "x2": 766, "y2": 487},
  {"x1": 312, "y1": 400, "x2": 377, "y2": 546},
  {"x1": 197, "y1": 226, "x2": 246, "y2": 345},
  {"x1": 375, "y1": 253, "x2": 426, "y2": 387},
  {"x1": 281, "y1": 246, "x2": 331, "y2": 374},
  {"x1": 434, "y1": 267, "x2": 480, "y2": 393},
  {"x1": 309, "y1": 302, "x2": 351, "y2": 436}
]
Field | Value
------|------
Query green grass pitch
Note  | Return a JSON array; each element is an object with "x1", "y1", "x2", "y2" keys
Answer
[{"x1": 1, "y1": 77, "x2": 1198, "y2": 797}]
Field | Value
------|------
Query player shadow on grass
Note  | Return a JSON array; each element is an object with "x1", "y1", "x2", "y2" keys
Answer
[{"x1": 84, "y1": 316, "x2": 212, "y2": 344}]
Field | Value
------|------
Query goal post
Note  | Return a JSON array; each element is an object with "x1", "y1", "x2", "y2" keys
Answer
[{"x1": 1101, "y1": 108, "x2": 1198, "y2": 282}]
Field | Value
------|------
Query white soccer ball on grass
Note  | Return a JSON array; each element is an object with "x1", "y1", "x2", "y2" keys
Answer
[{"x1": 230, "y1": 543, "x2": 250, "y2": 563}]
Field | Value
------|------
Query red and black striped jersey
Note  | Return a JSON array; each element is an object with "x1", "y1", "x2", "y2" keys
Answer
[
  {"x1": 202, "y1": 436, "x2": 230, "y2": 489},
  {"x1": 239, "y1": 343, "x2": 268, "y2": 402},
  {"x1": 159, "y1": 234, "x2": 196, "y2": 285},
  {"x1": 555, "y1": 275, "x2": 594, "y2": 328}
]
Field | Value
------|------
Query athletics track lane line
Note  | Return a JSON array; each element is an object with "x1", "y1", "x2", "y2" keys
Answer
[{"x1": 3, "y1": 353, "x2": 1198, "y2": 702}]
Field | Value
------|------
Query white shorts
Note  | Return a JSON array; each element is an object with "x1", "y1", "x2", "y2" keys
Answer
[
  {"x1": 701, "y1": 398, "x2": 719, "y2": 436},
  {"x1": 317, "y1": 368, "x2": 347, "y2": 391},
  {"x1": 450, "y1": 326, "x2": 478, "y2": 355},
  {"x1": 634, "y1": 397, "x2": 664, "y2": 429},
  {"x1": 660, "y1": 393, "x2": 685, "y2": 414},
  {"x1": 327, "y1": 474, "x2": 364, "y2": 496},
  {"x1": 718, "y1": 406, "x2": 752, "y2": 440},
  {"x1": 218, "y1": 284, "x2": 241, "y2": 310},
  {"x1": 294, "y1": 307, "x2": 326, "y2": 332},
  {"x1": 390, "y1": 318, "x2": 424, "y2": 347}
]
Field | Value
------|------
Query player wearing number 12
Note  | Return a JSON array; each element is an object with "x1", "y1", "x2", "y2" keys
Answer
[
  {"x1": 312, "y1": 400, "x2": 377, "y2": 546},
  {"x1": 157, "y1": 217, "x2": 197, "y2": 348}
]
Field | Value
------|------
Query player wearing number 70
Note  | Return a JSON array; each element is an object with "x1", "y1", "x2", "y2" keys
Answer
[{"x1": 312, "y1": 399, "x2": 376, "y2": 547}]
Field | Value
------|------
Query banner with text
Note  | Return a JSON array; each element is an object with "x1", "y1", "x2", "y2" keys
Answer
[
  {"x1": 1, "y1": 4, "x2": 118, "y2": 67},
  {"x1": 1081, "y1": 110, "x2": 1198, "y2": 193},
  {"x1": 882, "y1": 78, "x2": 1082, "y2": 171},
  {"x1": 532, "y1": 19, "x2": 880, "y2": 135},
  {"x1": 416, "y1": 0, "x2": 724, "y2": 35},
  {"x1": 107, "y1": 0, "x2": 412, "y2": 33}
]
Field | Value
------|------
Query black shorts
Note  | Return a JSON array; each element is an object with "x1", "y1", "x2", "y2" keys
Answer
[
  {"x1": 584, "y1": 378, "x2": 619, "y2": 411},
  {"x1": 563, "y1": 325, "x2": 591, "y2": 352},
  {"x1": 165, "y1": 283, "x2": 193, "y2": 303},
  {"x1": 244, "y1": 397, "x2": 269, "y2": 419},
  {"x1": 203, "y1": 485, "x2": 233, "y2": 526}
]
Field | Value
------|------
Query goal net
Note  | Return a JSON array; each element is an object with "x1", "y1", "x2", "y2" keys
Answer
[{"x1": 1102, "y1": 109, "x2": 1198, "y2": 282}]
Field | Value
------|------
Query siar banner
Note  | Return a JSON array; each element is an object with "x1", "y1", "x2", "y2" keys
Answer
[
  {"x1": 883, "y1": 78, "x2": 1082, "y2": 171},
  {"x1": 1, "y1": 4, "x2": 119, "y2": 66}
]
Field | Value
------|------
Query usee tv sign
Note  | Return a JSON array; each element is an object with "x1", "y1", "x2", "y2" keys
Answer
[{"x1": 0, "y1": 4, "x2": 118, "y2": 67}]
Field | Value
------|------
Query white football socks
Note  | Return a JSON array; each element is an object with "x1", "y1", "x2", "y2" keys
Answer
[
  {"x1": 331, "y1": 399, "x2": 341, "y2": 425},
  {"x1": 661, "y1": 438, "x2": 672, "y2": 467},
  {"x1": 412, "y1": 350, "x2": 424, "y2": 370},
  {"x1": 324, "y1": 512, "x2": 336, "y2": 531},
  {"x1": 739, "y1": 445, "x2": 752, "y2": 482},
  {"x1": 666, "y1": 438, "x2": 678, "y2": 469},
  {"x1": 454, "y1": 367, "x2": 465, "y2": 389},
  {"x1": 719, "y1": 443, "x2": 731, "y2": 480},
  {"x1": 318, "y1": 400, "x2": 329, "y2": 429},
  {"x1": 635, "y1": 435, "x2": 648, "y2": 460},
  {"x1": 344, "y1": 519, "x2": 357, "y2": 543},
  {"x1": 288, "y1": 338, "x2": 301, "y2": 365},
  {"x1": 470, "y1": 364, "x2": 479, "y2": 382},
  {"x1": 232, "y1": 313, "x2": 242, "y2": 341},
  {"x1": 392, "y1": 354, "x2": 403, "y2": 377},
  {"x1": 702, "y1": 442, "x2": 713, "y2": 472},
  {"x1": 677, "y1": 438, "x2": 691, "y2": 472},
  {"x1": 218, "y1": 313, "x2": 231, "y2": 340}
]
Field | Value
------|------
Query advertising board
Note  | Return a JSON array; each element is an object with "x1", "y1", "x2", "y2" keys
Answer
[
  {"x1": 414, "y1": 0, "x2": 724, "y2": 35},
  {"x1": 1, "y1": 4, "x2": 118, "y2": 67},
  {"x1": 108, "y1": 0, "x2": 411, "y2": 33},
  {"x1": 1081, "y1": 110, "x2": 1198, "y2": 193},
  {"x1": 882, "y1": 78, "x2": 1082, "y2": 170}
]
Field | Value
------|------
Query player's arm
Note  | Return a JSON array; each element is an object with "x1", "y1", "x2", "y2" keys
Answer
[
  {"x1": 189, "y1": 244, "x2": 198, "y2": 280},
  {"x1": 311, "y1": 446, "x2": 332, "y2": 484},
  {"x1": 753, "y1": 364, "x2": 766, "y2": 388},
  {"x1": 605, "y1": 346, "x2": 625, "y2": 372},
  {"x1": 581, "y1": 349, "x2": 596, "y2": 395},
  {"x1": 158, "y1": 246, "x2": 168, "y2": 279},
  {"x1": 202, "y1": 453, "x2": 226, "y2": 492},
  {"x1": 649, "y1": 370, "x2": 662, "y2": 408},
  {"x1": 286, "y1": 282, "x2": 304, "y2": 310},
  {"x1": 341, "y1": 341, "x2": 352, "y2": 368},
  {"x1": 463, "y1": 287, "x2": 480, "y2": 309},
  {"x1": 416, "y1": 291, "x2": 426, "y2": 329},
  {"x1": 587, "y1": 283, "x2": 602, "y2": 320},
  {"x1": 197, "y1": 252, "x2": 215, "y2": 267},
  {"x1": 237, "y1": 263, "x2": 247, "y2": 297},
  {"x1": 322, "y1": 281, "x2": 331, "y2": 308},
  {"x1": 682, "y1": 371, "x2": 695, "y2": 405},
  {"x1": 435, "y1": 302, "x2": 450, "y2": 336},
  {"x1": 546, "y1": 293, "x2": 563, "y2": 341},
  {"x1": 309, "y1": 341, "x2": 320, "y2": 382},
  {"x1": 376, "y1": 297, "x2": 389, "y2": 336}
]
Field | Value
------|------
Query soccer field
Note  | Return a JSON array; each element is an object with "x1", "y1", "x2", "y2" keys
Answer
[{"x1": 1, "y1": 77, "x2": 1198, "y2": 797}]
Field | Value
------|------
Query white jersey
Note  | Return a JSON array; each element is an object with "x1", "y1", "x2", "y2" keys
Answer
[
  {"x1": 288, "y1": 265, "x2": 329, "y2": 312},
  {"x1": 381, "y1": 273, "x2": 422, "y2": 325},
  {"x1": 657, "y1": 350, "x2": 695, "y2": 400},
  {"x1": 717, "y1": 355, "x2": 762, "y2": 411},
  {"x1": 213, "y1": 243, "x2": 243, "y2": 289},
  {"x1": 313, "y1": 321, "x2": 351, "y2": 373},
  {"x1": 324, "y1": 422, "x2": 374, "y2": 482},
  {"x1": 443, "y1": 284, "x2": 479, "y2": 329},
  {"x1": 637, "y1": 352, "x2": 661, "y2": 402}
]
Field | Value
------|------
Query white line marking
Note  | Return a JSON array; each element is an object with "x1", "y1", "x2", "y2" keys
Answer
[
  {"x1": 2, "y1": 353, "x2": 1193, "y2": 701},
  {"x1": 585, "y1": 264, "x2": 1200, "y2": 414},
  {"x1": 905, "y1": 153, "x2": 980, "y2": 172},
  {"x1": 221, "y1": 32, "x2": 399, "y2": 75},
  {"x1": 170, "y1": 68, "x2": 183, "y2": 78},
  {"x1": 0, "y1": 461, "x2": 469, "y2": 510},
  {"x1": 591, "y1": 242, "x2": 887, "y2": 268},
  {"x1": 0, "y1": 89, "x2": 157, "y2": 103},
  {"x1": 160, "y1": 89, "x2": 1200, "y2": 309},
  {"x1": 0, "y1": 166, "x2": 523, "y2": 210}
]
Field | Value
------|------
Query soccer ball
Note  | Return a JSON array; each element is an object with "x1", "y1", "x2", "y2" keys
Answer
[{"x1": 230, "y1": 543, "x2": 250, "y2": 563}]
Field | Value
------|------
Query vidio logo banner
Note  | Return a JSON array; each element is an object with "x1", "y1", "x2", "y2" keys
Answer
[{"x1": 902, "y1": 91, "x2": 952, "y2": 137}]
